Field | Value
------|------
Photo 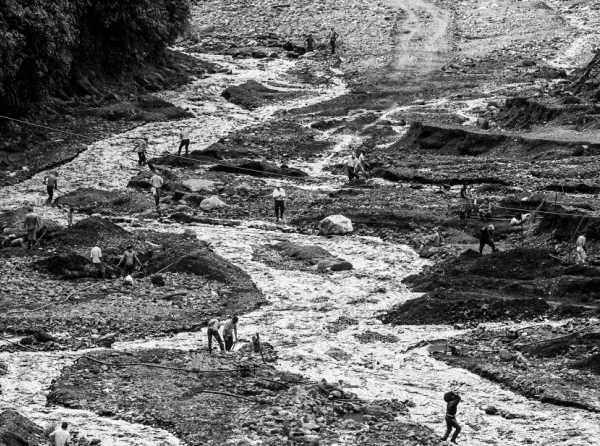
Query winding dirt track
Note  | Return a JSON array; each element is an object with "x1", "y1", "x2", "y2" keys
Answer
[{"x1": 385, "y1": 0, "x2": 452, "y2": 79}]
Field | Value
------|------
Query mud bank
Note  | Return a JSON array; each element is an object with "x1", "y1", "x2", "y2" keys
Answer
[
  {"x1": 435, "y1": 321, "x2": 600, "y2": 413},
  {"x1": 48, "y1": 348, "x2": 440, "y2": 445}
]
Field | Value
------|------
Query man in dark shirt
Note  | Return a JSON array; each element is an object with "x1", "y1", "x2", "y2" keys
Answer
[
  {"x1": 479, "y1": 223, "x2": 497, "y2": 254},
  {"x1": 442, "y1": 391, "x2": 461, "y2": 443},
  {"x1": 45, "y1": 172, "x2": 59, "y2": 205},
  {"x1": 329, "y1": 28, "x2": 338, "y2": 54}
]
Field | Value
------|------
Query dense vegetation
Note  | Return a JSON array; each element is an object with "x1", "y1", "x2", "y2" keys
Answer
[{"x1": 0, "y1": 0, "x2": 190, "y2": 113}]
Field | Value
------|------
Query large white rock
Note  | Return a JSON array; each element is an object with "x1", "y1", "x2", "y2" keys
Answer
[
  {"x1": 182, "y1": 178, "x2": 219, "y2": 193},
  {"x1": 200, "y1": 195, "x2": 226, "y2": 211},
  {"x1": 318, "y1": 214, "x2": 353, "y2": 235}
]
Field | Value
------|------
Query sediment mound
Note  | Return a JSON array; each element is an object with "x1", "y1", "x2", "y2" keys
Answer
[
  {"x1": 206, "y1": 120, "x2": 331, "y2": 160},
  {"x1": 253, "y1": 240, "x2": 352, "y2": 272},
  {"x1": 48, "y1": 348, "x2": 440, "y2": 445},
  {"x1": 435, "y1": 323, "x2": 600, "y2": 411},
  {"x1": 49, "y1": 217, "x2": 129, "y2": 250},
  {"x1": 148, "y1": 150, "x2": 221, "y2": 168},
  {"x1": 381, "y1": 294, "x2": 550, "y2": 325},
  {"x1": 0, "y1": 410, "x2": 45, "y2": 446},
  {"x1": 385, "y1": 248, "x2": 599, "y2": 324},
  {"x1": 59, "y1": 188, "x2": 152, "y2": 214},
  {"x1": 222, "y1": 80, "x2": 300, "y2": 109},
  {"x1": 496, "y1": 97, "x2": 566, "y2": 130},
  {"x1": 395, "y1": 122, "x2": 600, "y2": 159},
  {"x1": 210, "y1": 160, "x2": 307, "y2": 178}
]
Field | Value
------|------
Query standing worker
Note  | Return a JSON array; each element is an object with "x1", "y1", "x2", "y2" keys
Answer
[
  {"x1": 49, "y1": 421, "x2": 71, "y2": 446},
  {"x1": 273, "y1": 186, "x2": 286, "y2": 223},
  {"x1": 345, "y1": 153, "x2": 358, "y2": 182},
  {"x1": 329, "y1": 28, "x2": 339, "y2": 54},
  {"x1": 479, "y1": 223, "x2": 497, "y2": 254},
  {"x1": 23, "y1": 207, "x2": 42, "y2": 250},
  {"x1": 178, "y1": 128, "x2": 190, "y2": 156},
  {"x1": 44, "y1": 172, "x2": 59, "y2": 205},
  {"x1": 150, "y1": 172, "x2": 164, "y2": 214},
  {"x1": 356, "y1": 150, "x2": 369, "y2": 179},
  {"x1": 442, "y1": 391, "x2": 462, "y2": 444},
  {"x1": 576, "y1": 233, "x2": 587, "y2": 264},
  {"x1": 460, "y1": 184, "x2": 473, "y2": 219},
  {"x1": 135, "y1": 137, "x2": 148, "y2": 166},
  {"x1": 207, "y1": 318, "x2": 224, "y2": 353},
  {"x1": 118, "y1": 245, "x2": 142, "y2": 276},
  {"x1": 306, "y1": 33, "x2": 315, "y2": 52},
  {"x1": 222, "y1": 315, "x2": 239, "y2": 352},
  {"x1": 67, "y1": 206, "x2": 74, "y2": 229},
  {"x1": 90, "y1": 244, "x2": 105, "y2": 279}
]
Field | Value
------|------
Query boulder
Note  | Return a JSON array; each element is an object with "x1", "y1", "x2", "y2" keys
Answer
[
  {"x1": 318, "y1": 215, "x2": 353, "y2": 236},
  {"x1": 499, "y1": 349, "x2": 515, "y2": 361},
  {"x1": 200, "y1": 196, "x2": 226, "y2": 211},
  {"x1": 182, "y1": 178, "x2": 219, "y2": 193},
  {"x1": 96, "y1": 333, "x2": 116, "y2": 348},
  {"x1": 271, "y1": 240, "x2": 353, "y2": 271}
]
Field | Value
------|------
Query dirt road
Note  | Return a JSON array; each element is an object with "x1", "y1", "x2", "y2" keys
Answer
[{"x1": 385, "y1": 0, "x2": 452, "y2": 79}]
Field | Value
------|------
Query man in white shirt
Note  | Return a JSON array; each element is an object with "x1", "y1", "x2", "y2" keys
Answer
[
  {"x1": 178, "y1": 129, "x2": 190, "y2": 156},
  {"x1": 346, "y1": 154, "x2": 358, "y2": 182},
  {"x1": 150, "y1": 173, "x2": 164, "y2": 212},
  {"x1": 222, "y1": 315, "x2": 239, "y2": 351},
  {"x1": 272, "y1": 187, "x2": 286, "y2": 222},
  {"x1": 207, "y1": 318, "x2": 224, "y2": 353},
  {"x1": 49, "y1": 421, "x2": 71, "y2": 446},
  {"x1": 90, "y1": 245, "x2": 105, "y2": 278}
]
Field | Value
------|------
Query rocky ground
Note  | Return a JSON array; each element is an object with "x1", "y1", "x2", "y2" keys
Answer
[
  {"x1": 47, "y1": 348, "x2": 439, "y2": 446},
  {"x1": 435, "y1": 320, "x2": 600, "y2": 412},
  {"x1": 2, "y1": 0, "x2": 600, "y2": 445}
]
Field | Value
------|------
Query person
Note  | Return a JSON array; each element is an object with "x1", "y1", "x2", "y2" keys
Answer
[
  {"x1": 150, "y1": 173, "x2": 164, "y2": 213},
  {"x1": 44, "y1": 172, "x2": 59, "y2": 205},
  {"x1": 328, "y1": 28, "x2": 339, "y2": 54},
  {"x1": 479, "y1": 223, "x2": 497, "y2": 254},
  {"x1": 576, "y1": 234, "x2": 587, "y2": 264},
  {"x1": 90, "y1": 244, "x2": 105, "y2": 278},
  {"x1": 478, "y1": 202, "x2": 492, "y2": 221},
  {"x1": 207, "y1": 318, "x2": 224, "y2": 353},
  {"x1": 23, "y1": 208, "x2": 42, "y2": 249},
  {"x1": 356, "y1": 150, "x2": 369, "y2": 178},
  {"x1": 346, "y1": 153, "x2": 359, "y2": 182},
  {"x1": 222, "y1": 315, "x2": 239, "y2": 352},
  {"x1": 442, "y1": 392, "x2": 461, "y2": 444},
  {"x1": 136, "y1": 138, "x2": 148, "y2": 166},
  {"x1": 459, "y1": 184, "x2": 475, "y2": 222},
  {"x1": 67, "y1": 207, "x2": 74, "y2": 229},
  {"x1": 49, "y1": 421, "x2": 71, "y2": 446},
  {"x1": 510, "y1": 213, "x2": 530, "y2": 226},
  {"x1": 118, "y1": 245, "x2": 142, "y2": 276},
  {"x1": 306, "y1": 33, "x2": 315, "y2": 52},
  {"x1": 178, "y1": 128, "x2": 190, "y2": 156},
  {"x1": 273, "y1": 186, "x2": 286, "y2": 222}
]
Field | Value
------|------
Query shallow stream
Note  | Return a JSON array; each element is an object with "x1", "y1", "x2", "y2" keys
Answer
[{"x1": 1, "y1": 50, "x2": 599, "y2": 446}]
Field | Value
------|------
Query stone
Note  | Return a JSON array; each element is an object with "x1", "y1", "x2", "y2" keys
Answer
[
  {"x1": 151, "y1": 275, "x2": 165, "y2": 286},
  {"x1": 318, "y1": 215, "x2": 353, "y2": 236},
  {"x1": 200, "y1": 196, "x2": 226, "y2": 211},
  {"x1": 485, "y1": 406, "x2": 499, "y2": 415},
  {"x1": 96, "y1": 333, "x2": 116, "y2": 348},
  {"x1": 325, "y1": 347, "x2": 352, "y2": 361},
  {"x1": 182, "y1": 178, "x2": 219, "y2": 193},
  {"x1": 499, "y1": 349, "x2": 515, "y2": 361}
]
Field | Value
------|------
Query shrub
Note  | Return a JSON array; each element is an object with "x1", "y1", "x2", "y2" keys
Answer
[{"x1": 0, "y1": 0, "x2": 190, "y2": 113}]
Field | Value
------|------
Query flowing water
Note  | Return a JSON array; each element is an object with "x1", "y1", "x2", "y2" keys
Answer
[{"x1": 1, "y1": 50, "x2": 600, "y2": 446}]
